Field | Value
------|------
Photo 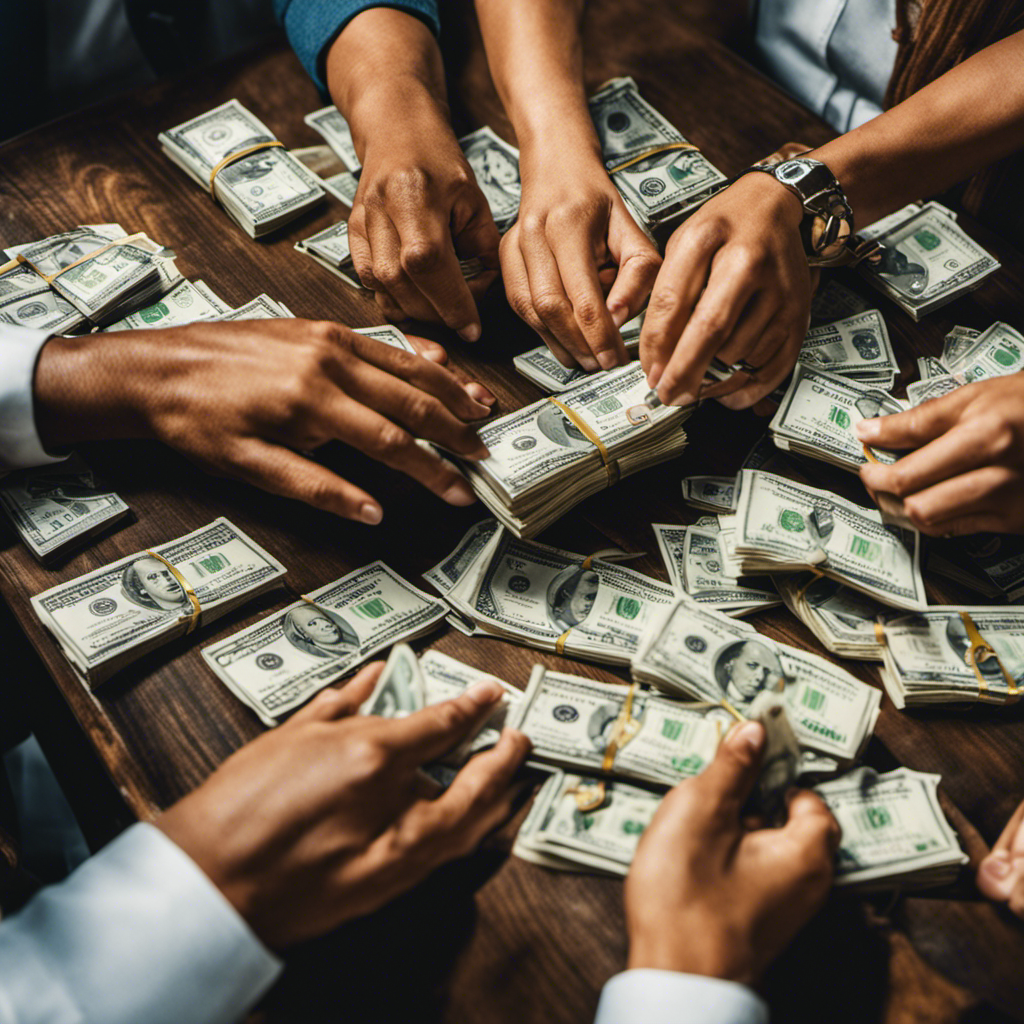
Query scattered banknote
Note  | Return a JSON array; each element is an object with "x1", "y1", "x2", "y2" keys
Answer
[
  {"x1": 304, "y1": 105, "x2": 361, "y2": 171},
  {"x1": 809, "y1": 279, "x2": 870, "y2": 326},
  {"x1": 352, "y1": 323, "x2": 417, "y2": 352},
  {"x1": 0, "y1": 260, "x2": 85, "y2": 334},
  {"x1": 681, "y1": 475, "x2": 736, "y2": 513},
  {"x1": 201, "y1": 561, "x2": 447, "y2": 725},
  {"x1": 729, "y1": 470, "x2": 927, "y2": 610},
  {"x1": 776, "y1": 574, "x2": 886, "y2": 660},
  {"x1": 322, "y1": 170, "x2": 359, "y2": 206},
  {"x1": 423, "y1": 518, "x2": 503, "y2": 635},
  {"x1": 942, "y1": 325, "x2": 982, "y2": 365},
  {"x1": 103, "y1": 279, "x2": 230, "y2": 331},
  {"x1": 798, "y1": 310, "x2": 897, "y2": 387},
  {"x1": 588, "y1": 76, "x2": 725, "y2": 229},
  {"x1": 916, "y1": 355, "x2": 949, "y2": 380},
  {"x1": 211, "y1": 294, "x2": 292, "y2": 321},
  {"x1": 817, "y1": 767, "x2": 968, "y2": 889},
  {"x1": 0, "y1": 455, "x2": 130, "y2": 563},
  {"x1": 878, "y1": 606, "x2": 1024, "y2": 707},
  {"x1": 653, "y1": 522, "x2": 779, "y2": 616},
  {"x1": 32, "y1": 519, "x2": 287, "y2": 687},
  {"x1": 858, "y1": 201, "x2": 1000, "y2": 320},
  {"x1": 770, "y1": 365, "x2": 905, "y2": 472},
  {"x1": 459, "y1": 126, "x2": 522, "y2": 232},
  {"x1": 455, "y1": 362, "x2": 691, "y2": 537},
  {"x1": 161, "y1": 100, "x2": 325, "y2": 237},
  {"x1": 436, "y1": 525, "x2": 677, "y2": 666},
  {"x1": 632, "y1": 598, "x2": 881, "y2": 760}
]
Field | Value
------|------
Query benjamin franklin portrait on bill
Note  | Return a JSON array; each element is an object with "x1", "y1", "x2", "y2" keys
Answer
[
  {"x1": 283, "y1": 604, "x2": 360, "y2": 659},
  {"x1": 546, "y1": 564, "x2": 600, "y2": 633},
  {"x1": 121, "y1": 556, "x2": 188, "y2": 611},
  {"x1": 713, "y1": 639, "x2": 785, "y2": 706},
  {"x1": 536, "y1": 403, "x2": 591, "y2": 451}
]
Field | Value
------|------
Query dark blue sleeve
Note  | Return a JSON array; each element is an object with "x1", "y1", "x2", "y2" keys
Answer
[{"x1": 274, "y1": 0, "x2": 441, "y2": 92}]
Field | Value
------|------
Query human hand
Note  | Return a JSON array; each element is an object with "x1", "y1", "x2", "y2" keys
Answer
[
  {"x1": 502, "y1": 148, "x2": 661, "y2": 372},
  {"x1": 624, "y1": 721, "x2": 840, "y2": 985},
  {"x1": 640, "y1": 172, "x2": 813, "y2": 409},
  {"x1": 977, "y1": 797, "x2": 1024, "y2": 918},
  {"x1": 856, "y1": 375, "x2": 1024, "y2": 535},
  {"x1": 33, "y1": 319, "x2": 493, "y2": 523},
  {"x1": 157, "y1": 661, "x2": 531, "y2": 948}
]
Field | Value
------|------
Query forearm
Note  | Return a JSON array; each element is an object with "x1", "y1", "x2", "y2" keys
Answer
[{"x1": 812, "y1": 29, "x2": 1024, "y2": 225}]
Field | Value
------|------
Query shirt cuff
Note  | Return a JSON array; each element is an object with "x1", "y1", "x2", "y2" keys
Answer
[
  {"x1": 0, "y1": 325, "x2": 66, "y2": 471},
  {"x1": 276, "y1": 0, "x2": 441, "y2": 92},
  {"x1": 595, "y1": 969, "x2": 769, "y2": 1024},
  {"x1": 0, "y1": 823, "x2": 282, "y2": 1024}
]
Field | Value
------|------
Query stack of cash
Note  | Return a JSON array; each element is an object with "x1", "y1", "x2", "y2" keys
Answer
[
  {"x1": 201, "y1": 562, "x2": 448, "y2": 725},
  {"x1": 776, "y1": 574, "x2": 886, "y2": 660},
  {"x1": 588, "y1": 77, "x2": 725, "y2": 230},
  {"x1": 458, "y1": 126, "x2": 522, "y2": 234},
  {"x1": 456, "y1": 362, "x2": 691, "y2": 537},
  {"x1": 770, "y1": 365, "x2": 904, "y2": 472},
  {"x1": 427, "y1": 523, "x2": 676, "y2": 665},
  {"x1": 877, "y1": 606, "x2": 1024, "y2": 708},
  {"x1": 818, "y1": 767, "x2": 968, "y2": 889},
  {"x1": 725, "y1": 470, "x2": 927, "y2": 611},
  {"x1": 681, "y1": 475, "x2": 736, "y2": 514},
  {"x1": 0, "y1": 259, "x2": 86, "y2": 334},
  {"x1": 160, "y1": 100, "x2": 325, "y2": 238},
  {"x1": 103, "y1": 279, "x2": 231, "y2": 331},
  {"x1": 858, "y1": 201, "x2": 1000, "y2": 320},
  {"x1": 0, "y1": 455, "x2": 130, "y2": 563},
  {"x1": 798, "y1": 310, "x2": 898, "y2": 388},
  {"x1": 653, "y1": 521, "x2": 779, "y2": 616},
  {"x1": 632, "y1": 598, "x2": 881, "y2": 761},
  {"x1": 916, "y1": 354, "x2": 950, "y2": 381},
  {"x1": 31, "y1": 519, "x2": 287, "y2": 687}
]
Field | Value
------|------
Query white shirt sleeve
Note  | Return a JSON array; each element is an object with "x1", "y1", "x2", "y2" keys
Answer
[
  {"x1": 595, "y1": 969, "x2": 769, "y2": 1024},
  {"x1": 0, "y1": 325, "x2": 66, "y2": 472},
  {"x1": 0, "y1": 823, "x2": 282, "y2": 1024}
]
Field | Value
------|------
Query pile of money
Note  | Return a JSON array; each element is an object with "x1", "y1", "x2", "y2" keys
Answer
[
  {"x1": 103, "y1": 278, "x2": 231, "y2": 331},
  {"x1": 858, "y1": 201, "x2": 1000, "y2": 320},
  {"x1": 0, "y1": 259, "x2": 85, "y2": 334},
  {"x1": 928, "y1": 532, "x2": 1024, "y2": 604},
  {"x1": 769, "y1": 365, "x2": 904, "y2": 472},
  {"x1": 201, "y1": 562, "x2": 447, "y2": 725},
  {"x1": 589, "y1": 77, "x2": 725, "y2": 230},
  {"x1": 32, "y1": 519, "x2": 287, "y2": 687},
  {"x1": 455, "y1": 362, "x2": 691, "y2": 537},
  {"x1": 725, "y1": 470, "x2": 927, "y2": 611},
  {"x1": 798, "y1": 310, "x2": 898, "y2": 387},
  {"x1": 0, "y1": 455, "x2": 130, "y2": 563},
  {"x1": 943, "y1": 324, "x2": 982, "y2": 364},
  {"x1": 817, "y1": 767, "x2": 968, "y2": 889},
  {"x1": 776, "y1": 574, "x2": 886, "y2": 660},
  {"x1": 653, "y1": 521, "x2": 779, "y2": 616},
  {"x1": 161, "y1": 100, "x2": 325, "y2": 237},
  {"x1": 632, "y1": 598, "x2": 881, "y2": 761},
  {"x1": 428, "y1": 523, "x2": 676, "y2": 665},
  {"x1": 877, "y1": 606, "x2": 1024, "y2": 707},
  {"x1": 681, "y1": 475, "x2": 736, "y2": 514}
]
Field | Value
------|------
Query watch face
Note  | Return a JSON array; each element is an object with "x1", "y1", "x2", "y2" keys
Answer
[{"x1": 776, "y1": 159, "x2": 816, "y2": 185}]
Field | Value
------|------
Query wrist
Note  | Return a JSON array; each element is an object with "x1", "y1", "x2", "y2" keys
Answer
[
  {"x1": 627, "y1": 927, "x2": 757, "y2": 986},
  {"x1": 345, "y1": 77, "x2": 453, "y2": 160}
]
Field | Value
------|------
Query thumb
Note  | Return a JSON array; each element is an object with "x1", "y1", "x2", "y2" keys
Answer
[
  {"x1": 696, "y1": 720, "x2": 766, "y2": 811},
  {"x1": 604, "y1": 209, "x2": 662, "y2": 329},
  {"x1": 854, "y1": 385, "x2": 974, "y2": 449}
]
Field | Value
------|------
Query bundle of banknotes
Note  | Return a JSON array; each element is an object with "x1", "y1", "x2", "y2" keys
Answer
[
  {"x1": 631, "y1": 598, "x2": 881, "y2": 761},
  {"x1": 776, "y1": 574, "x2": 886, "y2": 661},
  {"x1": 425, "y1": 521, "x2": 677, "y2": 666},
  {"x1": 680, "y1": 475, "x2": 737, "y2": 514},
  {"x1": 1, "y1": 223, "x2": 181, "y2": 329},
  {"x1": 31, "y1": 519, "x2": 287, "y2": 687},
  {"x1": 797, "y1": 309, "x2": 898, "y2": 388},
  {"x1": 101, "y1": 278, "x2": 232, "y2": 331},
  {"x1": 453, "y1": 362, "x2": 691, "y2": 537},
  {"x1": 160, "y1": 100, "x2": 325, "y2": 237},
  {"x1": 858, "y1": 201, "x2": 1000, "y2": 320},
  {"x1": 0, "y1": 455, "x2": 130, "y2": 563},
  {"x1": 201, "y1": 562, "x2": 448, "y2": 725},
  {"x1": 877, "y1": 606, "x2": 1024, "y2": 707}
]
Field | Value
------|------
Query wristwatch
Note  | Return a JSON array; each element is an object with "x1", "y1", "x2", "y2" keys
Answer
[{"x1": 740, "y1": 157, "x2": 857, "y2": 266}]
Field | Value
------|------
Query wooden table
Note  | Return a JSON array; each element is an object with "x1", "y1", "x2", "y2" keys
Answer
[{"x1": 2, "y1": 4, "x2": 1024, "y2": 1021}]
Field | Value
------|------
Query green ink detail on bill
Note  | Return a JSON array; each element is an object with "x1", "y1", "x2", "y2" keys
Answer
[
  {"x1": 863, "y1": 806, "x2": 893, "y2": 830},
  {"x1": 140, "y1": 303, "x2": 170, "y2": 323},
  {"x1": 913, "y1": 229, "x2": 941, "y2": 251},
  {"x1": 994, "y1": 342, "x2": 1020, "y2": 366},
  {"x1": 588, "y1": 396, "x2": 622, "y2": 415},
  {"x1": 828, "y1": 405, "x2": 851, "y2": 429},
  {"x1": 191, "y1": 554, "x2": 229, "y2": 576},
  {"x1": 615, "y1": 596, "x2": 641, "y2": 620},
  {"x1": 621, "y1": 819, "x2": 646, "y2": 835},
  {"x1": 801, "y1": 687, "x2": 825, "y2": 712},
  {"x1": 671, "y1": 754, "x2": 705, "y2": 775},
  {"x1": 353, "y1": 597, "x2": 393, "y2": 619},
  {"x1": 849, "y1": 535, "x2": 882, "y2": 562},
  {"x1": 661, "y1": 718, "x2": 683, "y2": 741},
  {"x1": 778, "y1": 510, "x2": 805, "y2": 533}
]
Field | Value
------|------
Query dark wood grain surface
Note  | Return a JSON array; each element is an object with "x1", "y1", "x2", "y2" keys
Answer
[{"x1": 1, "y1": 4, "x2": 1023, "y2": 1021}]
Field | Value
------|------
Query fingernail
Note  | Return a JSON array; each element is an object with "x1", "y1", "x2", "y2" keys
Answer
[
  {"x1": 442, "y1": 479, "x2": 477, "y2": 505},
  {"x1": 459, "y1": 323, "x2": 482, "y2": 343},
  {"x1": 597, "y1": 349, "x2": 618, "y2": 371},
  {"x1": 982, "y1": 851, "x2": 1013, "y2": 879},
  {"x1": 466, "y1": 383, "x2": 496, "y2": 406},
  {"x1": 359, "y1": 502, "x2": 383, "y2": 525},
  {"x1": 855, "y1": 419, "x2": 879, "y2": 440},
  {"x1": 609, "y1": 305, "x2": 629, "y2": 329},
  {"x1": 579, "y1": 356, "x2": 600, "y2": 372},
  {"x1": 466, "y1": 679, "x2": 503, "y2": 705},
  {"x1": 727, "y1": 721, "x2": 765, "y2": 753}
]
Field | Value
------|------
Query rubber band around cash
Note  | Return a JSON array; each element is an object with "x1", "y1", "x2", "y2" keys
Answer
[
  {"x1": 144, "y1": 550, "x2": 202, "y2": 633},
  {"x1": 960, "y1": 611, "x2": 1020, "y2": 702},
  {"x1": 793, "y1": 568, "x2": 826, "y2": 602},
  {"x1": 546, "y1": 397, "x2": 619, "y2": 485},
  {"x1": 208, "y1": 141, "x2": 285, "y2": 194},
  {"x1": 862, "y1": 443, "x2": 882, "y2": 464},
  {"x1": 608, "y1": 142, "x2": 700, "y2": 175},
  {"x1": 15, "y1": 233, "x2": 148, "y2": 284}
]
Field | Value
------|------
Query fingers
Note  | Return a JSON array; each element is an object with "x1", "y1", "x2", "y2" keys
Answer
[
  {"x1": 405, "y1": 333, "x2": 497, "y2": 410},
  {"x1": 854, "y1": 386, "x2": 977, "y2": 450},
  {"x1": 716, "y1": 322, "x2": 803, "y2": 411},
  {"x1": 782, "y1": 789, "x2": 842, "y2": 856},
  {"x1": 690, "y1": 720, "x2": 766, "y2": 820},
  {"x1": 286, "y1": 662, "x2": 385, "y2": 725},
  {"x1": 978, "y1": 799, "x2": 1024, "y2": 903},
  {"x1": 604, "y1": 210, "x2": 662, "y2": 330},
  {"x1": 900, "y1": 466, "x2": 1019, "y2": 535},
  {"x1": 363, "y1": 204, "x2": 442, "y2": 324}
]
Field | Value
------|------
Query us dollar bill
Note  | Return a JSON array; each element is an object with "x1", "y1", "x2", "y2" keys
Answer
[
  {"x1": 423, "y1": 519, "x2": 502, "y2": 635},
  {"x1": 305, "y1": 105, "x2": 361, "y2": 171},
  {"x1": 858, "y1": 201, "x2": 1000, "y2": 320},
  {"x1": 201, "y1": 562, "x2": 447, "y2": 725},
  {"x1": 799, "y1": 310, "x2": 897, "y2": 386},
  {"x1": 32, "y1": 518, "x2": 287, "y2": 687},
  {"x1": 916, "y1": 355, "x2": 950, "y2": 380},
  {"x1": 211, "y1": 294, "x2": 291, "y2": 321},
  {"x1": 632, "y1": 598, "x2": 881, "y2": 760},
  {"x1": 352, "y1": 323, "x2": 416, "y2": 352},
  {"x1": 0, "y1": 260, "x2": 85, "y2": 334},
  {"x1": 459, "y1": 126, "x2": 521, "y2": 232},
  {"x1": 360, "y1": 642, "x2": 426, "y2": 717},
  {"x1": 322, "y1": 170, "x2": 359, "y2": 206},
  {"x1": 776, "y1": 574, "x2": 886, "y2": 661},
  {"x1": 942, "y1": 325, "x2": 982, "y2": 365},
  {"x1": 161, "y1": 100, "x2": 326, "y2": 237},
  {"x1": 681, "y1": 475, "x2": 736, "y2": 513},
  {"x1": 0, "y1": 455, "x2": 130, "y2": 563},
  {"x1": 731, "y1": 470, "x2": 926, "y2": 610},
  {"x1": 877, "y1": 606, "x2": 1024, "y2": 708},
  {"x1": 588, "y1": 76, "x2": 726, "y2": 228},
  {"x1": 103, "y1": 279, "x2": 230, "y2": 331}
]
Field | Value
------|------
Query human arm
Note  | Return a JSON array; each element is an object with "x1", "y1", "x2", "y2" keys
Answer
[
  {"x1": 474, "y1": 0, "x2": 661, "y2": 371},
  {"x1": 642, "y1": 28, "x2": 1024, "y2": 410},
  {"x1": 595, "y1": 720, "x2": 840, "y2": 1023}
]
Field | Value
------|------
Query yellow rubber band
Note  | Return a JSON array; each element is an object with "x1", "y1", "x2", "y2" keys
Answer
[
  {"x1": 862, "y1": 443, "x2": 881, "y2": 464},
  {"x1": 555, "y1": 629, "x2": 571, "y2": 655},
  {"x1": 601, "y1": 682, "x2": 641, "y2": 772},
  {"x1": 546, "y1": 397, "x2": 618, "y2": 485},
  {"x1": 608, "y1": 142, "x2": 699, "y2": 174},
  {"x1": 793, "y1": 568, "x2": 826, "y2": 602},
  {"x1": 18, "y1": 232, "x2": 147, "y2": 284},
  {"x1": 208, "y1": 141, "x2": 285, "y2": 194},
  {"x1": 718, "y1": 698, "x2": 746, "y2": 723},
  {"x1": 874, "y1": 622, "x2": 887, "y2": 645},
  {"x1": 145, "y1": 550, "x2": 201, "y2": 634},
  {"x1": 0, "y1": 258, "x2": 19, "y2": 276},
  {"x1": 960, "y1": 611, "x2": 1019, "y2": 702}
]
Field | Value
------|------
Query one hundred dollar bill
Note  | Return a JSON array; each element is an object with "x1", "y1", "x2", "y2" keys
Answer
[
  {"x1": 681, "y1": 475, "x2": 736, "y2": 513},
  {"x1": 799, "y1": 310, "x2": 897, "y2": 386},
  {"x1": 776, "y1": 574, "x2": 886, "y2": 661},
  {"x1": 0, "y1": 260, "x2": 85, "y2": 334},
  {"x1": 304, "y1": 105, "x2": 361, "y2": 171},
  {"x1": 103, "y1": 279, "x2": 230, "y2": 331}
]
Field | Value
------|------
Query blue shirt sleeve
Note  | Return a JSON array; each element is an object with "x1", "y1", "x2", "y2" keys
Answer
[{"x1": 275, "y1": 0, "x2": 441, "y2": 93}]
